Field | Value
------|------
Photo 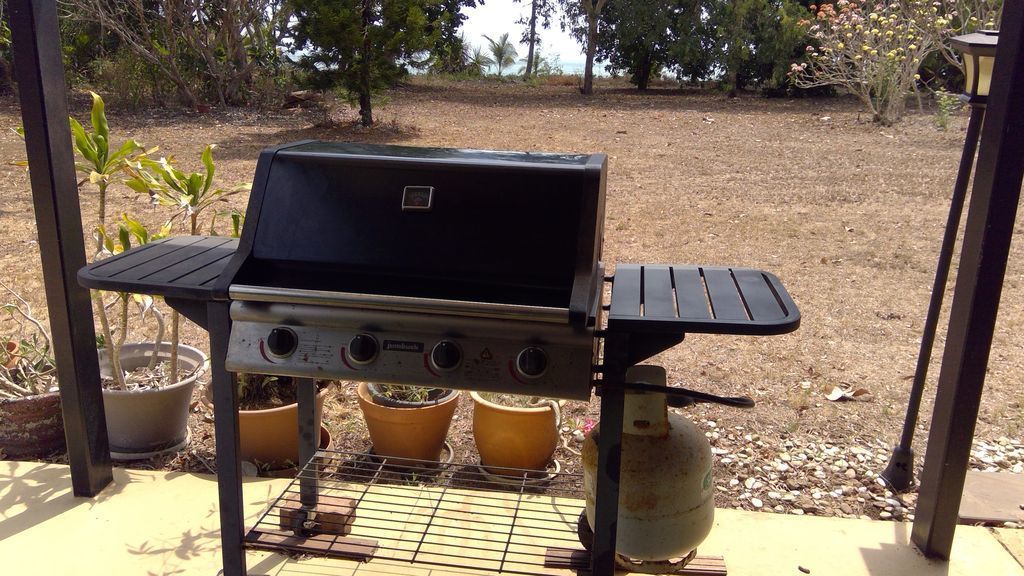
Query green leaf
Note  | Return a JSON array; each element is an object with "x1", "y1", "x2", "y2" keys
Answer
[
  {"x1": 106, "y1": 138, "x2": 143, "y2": 169},
  {"x1": 124, "y1": 178, "x2": 153, "y2": 195},
  {"x1": 121, "y1": 214, "x2": 149, "y2": 244},
  {"x1": 89, "y1": 92, "x2": 109, "y2": 144},
  {"x1": 187, "y1": 173, "x2": 204, "y2": 197},
  {"x1": 68, "y1": 117, "x2": 97, "y2": 167},
  {"x1": 117, "y1": 224, "x2": 131, "y2": 252},
  {"x1": 93, "y1": 134, "x2": 108, "y2": 167},
  {"x1": 201, "y1": 145, "x2": 216, "y2": 195}
]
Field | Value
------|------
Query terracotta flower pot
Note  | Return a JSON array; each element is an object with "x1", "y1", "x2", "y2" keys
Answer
[
  {"x1": 0, "y1": 391, "x2": 65, "y2": 459},
  {"x1": 356, "y1": 383, "x2": 459, "y2": 464},
  {"x1": 470, "y1": 391, "x2": 559, "y2": 476},
  {"x1": 100, "y1": 343, "x2": 208, "y2": 460},
  {"x1": 2, "y1": 341, "x2": 19, "y2": 370},
  {"x1": 237, "y1": 384, "x2": 330, "y2": 468}
]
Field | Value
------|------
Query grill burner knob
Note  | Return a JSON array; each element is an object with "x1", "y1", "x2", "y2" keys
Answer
[
  {"x1": 516, "y1": 347, "x2": 548, "y2": 378},
  {"x1": 430, "y1": 340, "x2": 462, "y2": 372},
  {"x1": 267, "y1": 327, "x2": 298, "y2": 357},
  {"x1": 348, "y1": 334, "x2": 379, "y2": 364}
]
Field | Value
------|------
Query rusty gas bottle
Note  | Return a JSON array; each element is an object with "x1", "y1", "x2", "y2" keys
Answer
[{"x1": 582, "y1": 365, "x2": 714, "y2": 562}]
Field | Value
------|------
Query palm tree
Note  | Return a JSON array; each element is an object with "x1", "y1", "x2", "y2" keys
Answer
[
  {"x1": 468, "y1": 45, "x2": 494, "y2": 76},
  {"x1": 483, "y1": 33, "x2": 518, "y2": 77}
]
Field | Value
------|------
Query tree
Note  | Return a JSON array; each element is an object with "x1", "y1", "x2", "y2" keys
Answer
[
  {"x1": 790, "y1": 0, "x2": 950, "y2": 125},
  {"x1": 71, "y1": 0, "x2": 293, "y2": 106},
  {"x1": 483, "y1": 32, "x2": 519, "y2": 76},
  {"x1": 708, "y1": 0, "x2": 808, "y2": 95},
  {"x1": 595, "y1": 0, "x2": 678, "y2": 90},
  {"x1": 425, "y1": 0, "x2": 479, "y2": 73},
  {"x1": 468, "y1": 44, "x2": 495, "y2": 75},
  {"x1": 292, "y1": 0, "x2": 439, "y2": 126},
  {"x1": 564, "y1": 0, "x2": 611, "y2": 94},
  {"x1": 516, "y1": 0, "x2": 556, "y2": 78},
  {"x1": 934, "y1": 1, "x2": 1002, "y2": 72}
]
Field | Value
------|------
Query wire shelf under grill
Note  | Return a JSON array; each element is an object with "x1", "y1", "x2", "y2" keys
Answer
[{"x1": 246, "y1": 449, "x2": 590, "y2": 576}]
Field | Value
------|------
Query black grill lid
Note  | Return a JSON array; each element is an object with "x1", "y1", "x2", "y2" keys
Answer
[{"x1": 215, "y1": 141, "x2": 607, "y2": 326}]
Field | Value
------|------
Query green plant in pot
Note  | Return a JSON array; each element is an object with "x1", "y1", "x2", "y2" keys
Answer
[
  {"x1": 356, "y1": 383, "x2": 460, "y2": 463},
  {"x1": 226, "y1": 373, "x2": 332, "y2": 474},
  {"x1": 470, "y1": 391, "x2": 562, "y2": 477},
  {"x1": 0, "y1": 283, "x2": 65, "y2": 459},
  {"x1": 93, "y1": 215, "x2": 209, "y2": 460}
]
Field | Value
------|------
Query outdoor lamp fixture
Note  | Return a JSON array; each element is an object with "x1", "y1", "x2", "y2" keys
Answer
[
  {"x1": 951, "y1": 30, "x2": 999, "y2": 105},
  {"x1": 881, "y1": 30, "x2": 999, "y2": 493}
]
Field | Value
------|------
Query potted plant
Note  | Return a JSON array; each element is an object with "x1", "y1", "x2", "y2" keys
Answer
[
  {"x1": 470, "y1": 392, "x2": 561, "y2": 476},
  {"x1": 66, "y1": 93, "x2": 209, "y2": 460},
  {"x1": 91, "y1": 214, "x2": 210, "y2": 460},
  {"x1": 0, "y1": 284, "x2": 65, "y2": 459},
  {"x1": 356, "y1": 383, "x2": 460, "y2": 463},
  {"x1": 229, "y1": 374, "x2": 333, "y2": 473}
]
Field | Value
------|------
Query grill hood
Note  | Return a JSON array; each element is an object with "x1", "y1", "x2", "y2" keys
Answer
[{"x1": 215, "y1": 141, "x2": 607, "y2": 327}]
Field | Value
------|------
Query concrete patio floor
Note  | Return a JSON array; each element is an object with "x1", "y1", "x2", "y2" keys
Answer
[{"x1": 1, "y1": 460, "x2": 1021, "y2": 576}]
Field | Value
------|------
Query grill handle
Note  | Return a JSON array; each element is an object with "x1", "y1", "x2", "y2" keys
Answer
[{"x1": 620, "y1": 380, "x2": 756, "y2": 409}]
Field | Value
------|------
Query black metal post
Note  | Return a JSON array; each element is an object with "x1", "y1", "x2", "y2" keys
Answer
[
  {"x1": 8, "y1": 0, "x2": 112, "y2": 496},
  {"x1": 296, "y1": 377, "x2": 319, "y2": 509},
  {"x1": 591, "y1": 332, "x2": 629, "y2": 576},
  {"x1": 208, "y1": 303, "x2": 247, "y2": 576},
  {"x1": 912, "y1": 4, "x2": 1024, "y2": 558},
  {"x1": 881, "y1": 104, "x2": 985, "y2": 493}
]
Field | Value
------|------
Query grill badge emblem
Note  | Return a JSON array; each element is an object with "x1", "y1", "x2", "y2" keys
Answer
[{"x1": 402, "y1": 186, "x2": 434, "y2": 211}]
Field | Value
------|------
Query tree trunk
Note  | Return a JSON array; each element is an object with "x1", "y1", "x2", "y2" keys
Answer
[
  {"x1": 582, "y1": 10, "x2": 598, "y2": 94},
  {"x1": 525, "y1": 0, "x2": 538, "y2": 78},
  {"x1": 580, "y1": 0, "x2": 607, "y2": 95},
  {"x1": 359, "y1": 0, "x2": 374, "y2": 126},
  {"x1": 727, "y1": 69, "x2": 739, "y2": 98},
  {"x1": 637, "y1": 52, "x2": 651, "y2": 90}
]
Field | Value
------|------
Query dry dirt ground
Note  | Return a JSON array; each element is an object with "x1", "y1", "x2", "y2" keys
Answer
[{"x1": 1, "y1": 77, "x2": 1022, "y2": 523}]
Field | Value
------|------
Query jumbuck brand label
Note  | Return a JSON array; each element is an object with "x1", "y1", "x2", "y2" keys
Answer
[{"x1": 383, "y1": 340, "x2": 424, "y2": 353}]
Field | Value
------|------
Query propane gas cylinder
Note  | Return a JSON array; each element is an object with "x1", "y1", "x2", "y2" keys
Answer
[{"x1": 582, "y1": 365, "x2": 714, "y2": 562}]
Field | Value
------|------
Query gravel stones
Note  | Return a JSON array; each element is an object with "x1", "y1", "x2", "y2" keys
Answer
[{"x1": 700, "y1": 416, "x2": 1021, "y2": 522}]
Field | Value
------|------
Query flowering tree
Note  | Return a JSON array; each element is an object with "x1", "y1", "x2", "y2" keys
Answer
[
  {"x1": 934, "y1": 1, "x2": 1002, "y2": 71},
  {"x1": 790, "y1": 0, "x2": 952, "y2": 125}
]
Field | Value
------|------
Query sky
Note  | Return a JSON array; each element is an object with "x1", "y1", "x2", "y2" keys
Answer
[{"x1": 460, "y1": 2, "x2": 587, "y2": 68}]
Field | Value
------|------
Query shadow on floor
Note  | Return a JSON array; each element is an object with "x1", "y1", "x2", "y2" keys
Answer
[{"x1": 0, "y1": 462, "x2": 127, "y2": 540}]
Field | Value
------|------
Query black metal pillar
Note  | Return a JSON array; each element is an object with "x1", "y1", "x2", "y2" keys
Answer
[
  {"x1": 296, "y1": 377, "x2": 319, "y2": 509},
  {"x1": 591, "y1": 332, "x2": 628, "y2": 576},
  {"x1": 208, "y1": 303, "x2": 247, "y2": 576},
  {"x1": 8, "y1": 0, "x2": 112, "y2": 496},
  {"x1": 912, "y1": 4, "x2": 1024, "y2": 558}
]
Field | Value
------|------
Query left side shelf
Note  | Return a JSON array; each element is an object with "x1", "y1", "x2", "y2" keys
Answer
[{"x1": 78, "y1": 236, "x2": 238, "y2": 300}]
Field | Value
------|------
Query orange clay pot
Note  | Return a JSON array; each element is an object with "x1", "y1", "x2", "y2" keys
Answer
[
  {"x1": 471, "y1": 391, "x2": 559, "y2": 476},
  {"x1": 356, "y1": 382, "x2": 459, "y2": 463},
  {"x1": 3, "y1": 341, "x2": 19, "y2": 370},
  {"x1": 238, "y1": 385, "x2": 330, "y2": 467}
]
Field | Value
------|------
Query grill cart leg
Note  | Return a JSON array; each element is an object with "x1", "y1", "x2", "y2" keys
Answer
[
  {"x1": 209, "y1": 303, "x2": 247, "y2": 576},
  {"x1": 592, "y1": 385, "x2": 625, "y2": 576},
  {"x1": 297, "y1": 378, "x2": 319, "y2": 512}
]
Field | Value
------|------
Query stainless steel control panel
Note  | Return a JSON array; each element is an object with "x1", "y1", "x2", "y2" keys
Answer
[{"x1": 225, "y1": 301, "x2": 596, "y2": 400}]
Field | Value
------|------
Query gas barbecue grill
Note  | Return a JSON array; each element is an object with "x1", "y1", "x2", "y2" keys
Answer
[{"x1": 79, "y1": 141, "x2": 800, "y2": 576}]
